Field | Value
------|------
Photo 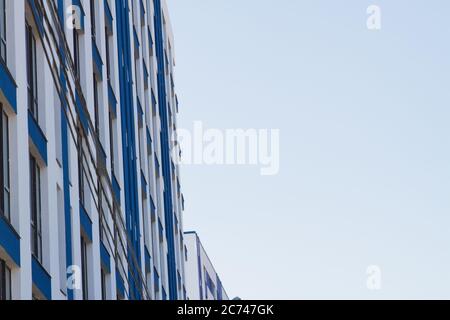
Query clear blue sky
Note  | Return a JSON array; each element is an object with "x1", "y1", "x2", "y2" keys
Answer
[{"x1": 167, "y1": 0, "x2": 450, "y2": 299}]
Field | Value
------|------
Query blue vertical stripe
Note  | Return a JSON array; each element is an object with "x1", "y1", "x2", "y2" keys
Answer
[
  {"x1": 153, "y1": 0, "x2": 178, "y2": 300},
  {"x1": 115, "y1": 0, "x2": 143, "y2": 300}
]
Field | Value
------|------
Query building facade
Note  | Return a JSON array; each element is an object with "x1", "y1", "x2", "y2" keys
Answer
[
  {"x1": 0, "y1": 0, "x2": 186, "y2": 300},
  {"x1": 184, "y1": 232, "x2": 228, "y2": 300}
]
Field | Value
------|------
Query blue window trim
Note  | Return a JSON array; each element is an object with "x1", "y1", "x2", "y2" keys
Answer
[
  {"x1": 158, "y1": 218, "x2": 164, "y2": 240},
  {"x1": 153, "y1": 267, "x2": 159, "y2": 290},
  {"x1": 28, "y1": 111, "x2": 48, "y2": 166},
  {"x1": 145, "y1": 247, "x2": 151, "y2": 274},
  {"x1": 112, "y1": 173, "x2": 121, "y2": 205},
  {"x1": 80, "y1": 203, "x2": 93, "y2": 242},
  {"x1": 147, "y1": 27, "x2": 153, "y2": 45},
  {"x1": 116, "y1": 269, "x2": 126, "y2": 298},
  {"x1": 104, "y1": 0, "x2": 114, "y2": 33},
  {"x1": 217, "y1": 276, "x2": 223, "y2": 300},
  {"x1": 133, "y1": 26, "x2": 140, "y2": 58},
  {"x1": 151, "y1": 88, "x2": 157, "y2": 109},
  {"x1": 75, "y1": 92, "x2": 89, "y2": 133},
  {"x1": 92, "y1": 40, "x2": 103, "y2": 81},
  {"x1": 32, "y1": 255, "x2": 52, "y2": 300},
  {"x1": 98, "y1": 141, "x2": 108, "y2": 168},
  {"x1": 100, "y1": 241, "x2": 111, "y2": 274},
  {"x1": 141, "y1": 170, "x2": 147, "y2": 196},
  {"x1": 139, "y1": 0, "x2": 145, "y2": 22},
  {"x1": 150, "y1": 195, "x2": 156, "y2": 220},
  {"x1": 0, "y1": 216, "x2": 20, "y2": 266},
  {"x1": 154, "y1": 153, "x2": 160, "y2": 172},
  {"x1": 146, "y1": 128, "x2": 152, "y2": 152},
  {"x1": 205, "y1": 270, "x2": 215, "y2": 293},
  {"x1": 143, "y1": 60, "x2": 149, "y2": 87},
  {"x1": 108, "y1": 81, "x2": 117, "y2": 116},
  {"x1": 0, "y1": 61, "x2": 17, "y2": 113},
  {"x1": 137, "y1": 97, "x2": 144, "y2": 125}
]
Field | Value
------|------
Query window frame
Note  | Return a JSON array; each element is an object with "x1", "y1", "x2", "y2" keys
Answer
[
  {"x1": 105, "y1": 28, "x2": 111, "y2": 81},
  {"x1": 73, "y1": 28, "x2": 81, "y2": 81},
  {"x1": 93, "y1": 75, "x2": 99, "y2": 134},
  {"x1": 0, "y1": 258, "x2": 11, "y2": 300},
  {"x1": 101, "y1": 268, "x2": 106, "y2": 300},
  {"x1": 0, "y1": 104, "x2": 9, "y2": 222},
  {"x1": 0, "y1": 0, "x2": 7, "y2": 65},
  {"x1": 78, "y1": 129, "x2": 86, "y2": 208},
  {"x1": 30, "y1": 154, "x2": 42, "y2": 263},
  {"x1": 26, "y1": 22, "x2": 38, "y2": 123},
  {"x1": 80, "y1": 236, "x2": 89, "y2": 300},
  {"x1": 90, "y1": 0, "x2": 96, "y2": 41},
  {"x1": 109, "y1": 110, "x2": 115, "y2": 174}
]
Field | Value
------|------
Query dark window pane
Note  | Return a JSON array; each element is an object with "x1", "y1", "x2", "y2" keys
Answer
[
  {"x1": 26, "y1": 23, "x2": 38, "y2": 122},
  {"x1": 0, "y1": 107, "x2": 9, "y2": 221},
  {"x1": 0, "y1": 259, "x2": 11, "y2": 300},
  {"x1": 0, "y1": 0, "x2": 6, "y2": 64},
  {"x1": 30, "y1": 155, "x2": 42, "y2": 262}
]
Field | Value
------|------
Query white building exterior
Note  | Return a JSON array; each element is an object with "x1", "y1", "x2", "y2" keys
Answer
[
  {"x1": 184, "y1": 232, "x2": 228, "y2": 300},
  {"x1": 0, "y1": 0, "x2": 187, "y2": 300}
]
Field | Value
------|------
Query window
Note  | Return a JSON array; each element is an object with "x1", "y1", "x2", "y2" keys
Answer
[
  {"x1": 0, "y1": 258, "x2": 11, "y2": 300},
  {"x1": 93, "y1": 76, "x2": 101, "y2": 137},
  {"x1": 26, "y1": 23, "x2": 38, "y2": 122},
  {"x1": 98, "y1": 186, "x2": 105, "y2": 243},
  {"x1": 80, "y1": 236, "x2": 89, "y2": 300},
  {"x1": 56, "y1": 186, "x2": 67, "y2": 293},
  {"x1": 138, "y1": 121, "x2": 144, "y2": 170},
  {"x1": 73, "y1": 29, "x2": 80, "y2": 80},
  {"x1": 142, "y1": 188, "x2": 151, "y2": 250},
  {"x1": 105, "y1": 29, "x2": 111, "y2": 81},
  {"x1": 30, "y1": 155, "x2": 42, "y2": 262},
  {"x1": 90, "y1": 0, "x2": 96, "y2": 41},
  {"x1": 154, "y1": 268, "x2": 160, "y2": 297},
  {"x1": 109, "y1": 111, "x2": 115, "y2": 174},
  {"x1": 0, "y1": 0, "x2": 6, "y2": 65},
  {"x1": 101, "y1": 268, "x2": 106, "y2": 300},
  {"x1": 0, "y1": 105, "x2": 9, "y2": 222},
  {"x1": 54, "y1": 86, "x2": 62, "y2": 165},
  {"x1": 78, "y1": 131, "x2": 86, "y2": 207}
]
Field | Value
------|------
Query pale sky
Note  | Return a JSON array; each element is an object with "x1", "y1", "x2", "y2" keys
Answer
[{"x1": 168, "y1": 0, "x2": 450, "y2": 299}]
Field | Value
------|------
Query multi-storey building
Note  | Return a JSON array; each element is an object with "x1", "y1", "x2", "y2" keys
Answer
[
  {"x1": 0, "y1": 0, "x2": 186, "y2": 300},
  {"x1": 184, "y1": 232, "x2": 228, "y2": 300}
]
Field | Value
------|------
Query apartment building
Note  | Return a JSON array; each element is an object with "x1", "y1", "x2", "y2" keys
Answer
[
  {"x1": 0, "y1": 0, "x2": 186, "y2": 300},
  {"x1": 184, "y1": 232, "x2": 228, "y2": 300}
]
